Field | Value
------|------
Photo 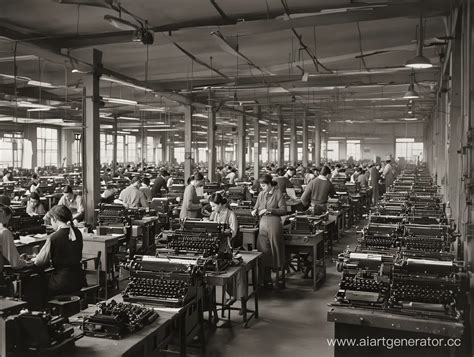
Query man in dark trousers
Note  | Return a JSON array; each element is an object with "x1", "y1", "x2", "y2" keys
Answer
[
  {"x1": 369, "y1": 163, "x2": 381, "y2": 205},
  {"x1": 300, "y1": 166, "x2": 336, "y2": 214},
  {"x1": 151, "y1": 170, "x2": 170, "y2": 198}
]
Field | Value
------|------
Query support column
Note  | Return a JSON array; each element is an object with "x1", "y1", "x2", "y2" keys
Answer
[
  {"x1": 184, "y1": 105, "x2": 193, "y2": 180},
  {"x1": 290, "y1": 110, "x2": 297, "y2": 166},
  {"x1": 302, "y1": 111, "x2": 308, "y2": 167},
  {"x1": 140, "y1": 116, "x2": 146, "y2": 167},
  {"x1": 208, "y1": 106, "x2": 217, "y2": 181},
  {"x1": 237, "y1": 111, "x2": 246, "y2": 179},
  {"x1": 254, "y1": 106, "x2": 261, "y2": 181},
  {"x1": 61, "y1": 128, "x2": 74, "y2": 168},
  {"x1": 161, "y1": 133, "x2": 167, "y2": 163},
  {"x1": 313, "y1": 118, "x2": 321, "y2": 166},
  {"x1": 277, "y1": 106, "x2": 284, "y2": 167},
  {"x1": 23, "y1": 124, "x2": 37, "y2": 169},
  {"x1": 112, "y1": 116, "x2": 118, "y2": 174},
  {"x1": 82, "y1": 49, "x2": 102, "y2": 225}
]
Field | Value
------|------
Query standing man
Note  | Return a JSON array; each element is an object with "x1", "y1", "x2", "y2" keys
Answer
[
  {"x1": 382, "y1": 159, "x2": 394, "y2": 192},
  {"x1": 300, "y1": 166, "x2": 336, "y2": 214},
  {"x1": 180, "y1": 173, "x2": 205, "y2": 219},
  {"x1": 369, "y1": 163, "x2": 380, "y2": 205},
  {"x1": 274, "y1": 167, "x2": 296, "y2": 195}
]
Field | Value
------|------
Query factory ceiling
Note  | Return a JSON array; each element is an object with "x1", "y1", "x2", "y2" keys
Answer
[{"x1": 0, "y1": 0, "x2": 454, "y2": 139}]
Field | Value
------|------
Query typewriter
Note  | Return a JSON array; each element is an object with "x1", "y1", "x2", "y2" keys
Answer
[
  {"x1": 359, "y1": 223, "x2": 403, "y2": 251},
  {"x1": 97, "y1": 203, "x2": 133, "y2": 226},
  {"x1": 287, "y1": 211, "x2": 327, "y2": 234},
  {"x1": 232, "y1": 205, "x2": 259, "y2": 228},
  {"x1": 7, "y1": 311, "x2": 81, "y2": 351},
  {"x1": 332, "y1": 177, "x2": 348, "y2": 193},
  {"x1": 167, "y1": 184, "x2": 185, "y2": 202},
  {"x1": 159, "y1": 220, "x2": 233, "y2": 271},
  {"x1": 82, "y1": 299, "x2": 159, "y2": 339},
  {"x1": 8, "y1": 206, "x2": 46, "y2": 238},
  {"x1": 335, "y1": 250, "x2": 393, "y2": 308},
  {"x1": 122, "y1": 255, "x2": 201, "y2": 307},
  {"x1": 203, "y1": 182, "x2": 221, "y2": 194},
  {"x1": 387, "y1": 257, "x2": 465, "y2": 320},
  {"x1": 402, "y1": 224, "x2": 453, "y2": 253},
  {"x1": 227, "y1": 185, "x2": 249, "y2": 203}
]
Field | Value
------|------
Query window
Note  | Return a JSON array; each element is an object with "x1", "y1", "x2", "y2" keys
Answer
[
  {"x1": 125, "y1": 135, "x2": 136, "y2": 163},
  {"x1": 100, "y1": 133, "x2": 114, "y2": 165},
  {"x1": 146, "y1": 136, "x2": 154, "y2": 163},
  {"x1": 327, "y1": 140, "x2": 339, "y2": 161},
  {"x1": 347, "y1": 140, "x2": 361, "y2": 161},
  {"x1": 116, "y1": 135, "x2": 124, "y2": 163},
  {"x1": 396, "y1": 138, "x2": 424, "y2": 163},
  {"x1": 175, "y1": 147, "x2": 184, "y2": 163},
  {"x1": 0, "y1": 133, "x2": 24, "y2": 168},
  {"x1": 37, "y1": 127, "x2": 58, "y2": 167}
]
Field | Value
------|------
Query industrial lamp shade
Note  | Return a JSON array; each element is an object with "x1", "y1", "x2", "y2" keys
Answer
[
  {"x1": 406, "y1": 54, "x2": 433, "y2": 69},
  {"x1": 405, "y1": 15, "x2": 433, "y2": 69},
  {"x1": 403, "y1": 86, "x2": 419, "y2": 99}
]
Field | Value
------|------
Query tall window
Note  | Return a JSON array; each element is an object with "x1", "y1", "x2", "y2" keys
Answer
[
  {"x1": 327, "y1": 140, "x2": 339, "y2": 161},
  {"x1": 116, "y1": 135, "x2": 124, "y2": 163},
  {"x1": 37, "y1": 127, "x2": 58, "y2": 167},
  {"x1": 0, "y1": 133, "x2": 23, "y2": 168},
  {"x1": 175, "y1": 147, "x2": 184, "y2": 163},
  {"x1": 347, "y1": 140, "x2": 361, "y2": 160},
  {"x1": 100, "y1": 133, "x2": 114, "y2": 165},
  {"x1": 146, "y1": 136, "x2": 154, "y2": 164},
  {"x1": 396, "y1": 138, "x2": 424, "y2": 163},
  {"x1": 125, "y1": 135, "x2": 136, "y2": 163}
]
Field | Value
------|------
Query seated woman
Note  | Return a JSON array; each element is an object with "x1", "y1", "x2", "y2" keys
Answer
[
  {"x1": 26, "y1": 192, "x2": 46, "y2": 216},
  {"x1": 208, "y1": 193, "x2": 238, "y2": 242},
  {"x1": 34, "y1": 205, "x2": 85, "y2": 297},
  {"x1": 0, "y1": 204, "x2": 29, "y2": 296},
  {"x1": 58, "y1": 185, "x2": 84, "y2": 222}
]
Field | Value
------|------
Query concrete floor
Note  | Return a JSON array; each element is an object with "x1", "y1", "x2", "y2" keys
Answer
[{"x1": 205, "y1": 225, "x2": 361, "y2": 357}]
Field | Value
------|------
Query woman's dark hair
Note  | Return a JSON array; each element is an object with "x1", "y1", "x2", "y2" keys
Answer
[
  {"x1": 321, "y1": 166, "x2": 332, "y2": 176},
  {"x1": 63, "y1": 185, "x2": 73, "y2": 194},
  {"x1": 49, "y1": 205, "x2": 74, "y2": 225},
  {"x1": 142, "y1": 177, "x2": 150, "y2": 186},
  {"x1": 259, "y1": 174, "x2": 278, "y2": 186},
  {"x1": 193, "y1": 172, "x2": 204, "y2": 181},
  {"x1": 0, "y1": 204, "x2": 13, "y2": 217},
  {"x1": 30, "y1": 192, "x2": 40, "y2": 200},
  {"x1": 276, "y1": 168, "x2": 285, "y2": 176},
  {"x1": 210, "y1": 193, "x2": 228, "y2": 205},
  {"x1": 32, "y1": 174, "x2": 38, "y2": 180}
]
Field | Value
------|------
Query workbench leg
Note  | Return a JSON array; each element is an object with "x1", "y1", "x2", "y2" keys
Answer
[
  {"x1": 253, "y1": 265, "x2": 259, "y2": 319},
  {"x1": 313, "y1": 246, "x2": 317, "y2": 291},
  {"x1": 180, "y1": 314, "x2": 186, "y2": 357}
]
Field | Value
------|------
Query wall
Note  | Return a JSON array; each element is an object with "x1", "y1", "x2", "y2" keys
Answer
[{"x1": 327, "y1": 122, "x2": 425, "y2": 161}]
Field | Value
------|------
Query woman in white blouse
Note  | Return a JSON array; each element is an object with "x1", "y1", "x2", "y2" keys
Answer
[{"x1": 209, "y1": 193, "x2": 238, "y2": 240}]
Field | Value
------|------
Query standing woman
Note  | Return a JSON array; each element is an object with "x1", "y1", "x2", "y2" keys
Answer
[
  {"x1": 34, "y1": 205, "x2": 85, "y2": 297},
  {"x1": 180, "y1": 173, "x2": 205, "y2": 219},
  {"x1": 251, "y1": 174, "x2": 287, "y2": 289}
]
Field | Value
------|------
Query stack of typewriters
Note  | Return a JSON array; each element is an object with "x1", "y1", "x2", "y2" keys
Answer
[{"x1": 333, "y1": 166, "x2": 466, "y2": 323}]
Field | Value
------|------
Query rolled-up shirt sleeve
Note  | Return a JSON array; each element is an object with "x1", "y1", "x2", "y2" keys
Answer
[
  {"x1": 228, "y1": 211, "x2": 239, "y2": 238},
  {"x1": 33, "y1": 237, "x2": 51, "y2": 267},
  {"x1": 2, "y1": 231, "x2": 26, "y2": 269}
]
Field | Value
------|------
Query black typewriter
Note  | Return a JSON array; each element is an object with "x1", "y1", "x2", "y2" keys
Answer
[
  {"x1": 232, "y1": 206, "x2": 258, "y2": 228},
  {"x1": 122, "y1": 255, "x2": 201, "y2": 307},
  {"x1": 227, "y1": 185, "x2": 248, "y2": 202},
  {"x1": 387, "y1": 257, "x2": 465, "y2": 320},
  {"x1": 8, "y1": 206, "x2": 46, "y2": 238},
  {"x1": 359, "y1": 223, "x2": 403, "y2": 251},
  {"x1": 7, "y1": 311, "x2": 82, "y2": 351},
  {"x1": 82, "y1": 299, "x2": 159, "y2": 339},
  {"x1": 159, "y1": 220, "x2": 233, "y2": 271},
  {"x1": 335, "y1": 251, "x2": 393, "y2": 308}
]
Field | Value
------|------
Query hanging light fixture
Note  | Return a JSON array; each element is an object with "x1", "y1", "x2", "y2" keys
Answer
[
  {"x1": 406, "y1": 15, "x2": 433, "y2": 69},
  {"x1": 403, "y1": 73, "x2": 419, "y2": 99}
]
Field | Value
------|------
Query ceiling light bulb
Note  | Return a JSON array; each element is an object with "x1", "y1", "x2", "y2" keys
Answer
[{"x1": 405, "y1": 16, "x2": 433, "y2": 69}]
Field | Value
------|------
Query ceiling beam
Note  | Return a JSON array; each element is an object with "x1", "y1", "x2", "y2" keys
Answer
[{"x1": 27, "y1": 1, "x2": 450, "y2": 50}]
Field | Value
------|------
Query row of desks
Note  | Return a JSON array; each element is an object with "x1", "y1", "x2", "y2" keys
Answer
[{"x1": 66, "y1": 251, "x2": 261, "y2": 357}]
